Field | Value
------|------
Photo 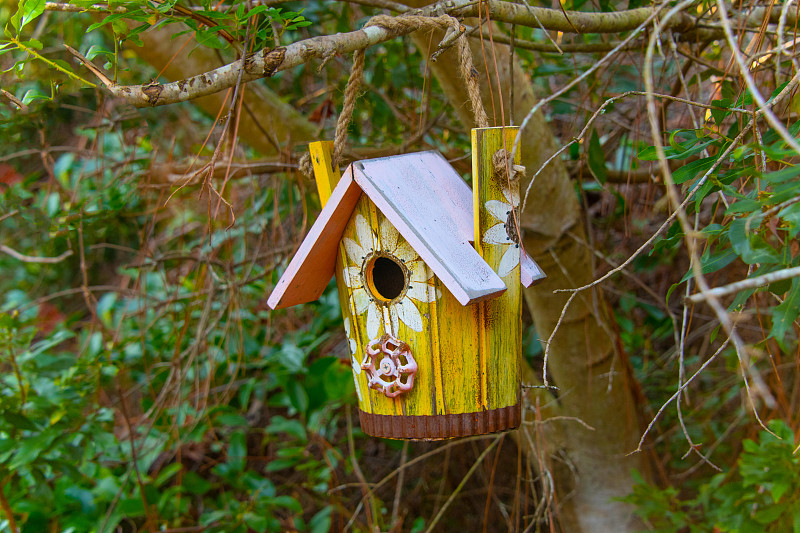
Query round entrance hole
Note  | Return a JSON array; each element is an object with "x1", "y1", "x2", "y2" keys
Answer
[{"x1": 366, "y1": 256, "x2": 406, "y2": 301}]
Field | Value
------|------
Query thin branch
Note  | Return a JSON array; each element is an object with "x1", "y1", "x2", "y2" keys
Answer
[
  {"x1": 44, "y1": 2, "x2": 126, "y2": 13},
  {"x1": 68, "y1": 0, "x2": 797, "y2": 107},
  {"x1": 632, "y1": 335, "x2": 731, "y2": 455},
  {"x1": 0, "y1": 245, "x2": 73, "y2": 264},
  {"x1": 64, "y1": 44, "x2": 114, "y2": 87},
  {"x1": 0, "y1": 89, "x2": 28, "y2": 113},
  {"x1": 423, "y1": 437, "x2": 501, "y2": 533},
  {"x1": 347, "y1": 0, "x2": 408, "y2": 12},
  {"x1": 686, "y1": 266, "x2": 800, "y2": 304},
  {"x1": 716, "y1": 0, "x2": 800, "y2": 156}
]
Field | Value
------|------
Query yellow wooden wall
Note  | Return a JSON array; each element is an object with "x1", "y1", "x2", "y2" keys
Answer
[
  {"x1": 472, "y1": 126, "x2": 522, "y2": 413},
  {"x1": 311, "y1": 131, "x2": 521, "y2": 419}
]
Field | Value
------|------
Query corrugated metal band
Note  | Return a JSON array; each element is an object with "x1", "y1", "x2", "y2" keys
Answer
[{"x1": 358, "y1": 403, "x2": 521, "y2": 440}]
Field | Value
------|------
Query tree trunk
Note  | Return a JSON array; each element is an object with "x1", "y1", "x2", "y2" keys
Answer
[{"x1": 406, "y1": 13, "x2": 647, "y2": 531}]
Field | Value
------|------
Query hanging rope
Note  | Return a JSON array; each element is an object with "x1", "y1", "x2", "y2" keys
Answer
[
  {"x1": 330, "y1": 14, "x2": 490, "y2": 169},
  {"x1": 332, "y1": 48, "x2": 366, "y2": 167}
]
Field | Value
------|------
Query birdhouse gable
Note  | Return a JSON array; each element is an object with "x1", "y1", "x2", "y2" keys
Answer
[
  {"x1": 351, "y1": 152, "x2": 506, "y2": 305},
  {"x1": 266, "y1": 171, "x2": 361, "y2": 309},
  {"x1": 269, "y1": 151, "x2": 518, "y2": 310}
]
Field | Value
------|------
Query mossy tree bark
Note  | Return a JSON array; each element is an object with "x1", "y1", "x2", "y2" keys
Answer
[{"x1": 405, "y1": 8, "x2": 647, "y2": 531}]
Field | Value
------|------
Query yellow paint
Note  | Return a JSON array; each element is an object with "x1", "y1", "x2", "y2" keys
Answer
[
  {"x1": 309, "y1": 141, "x2": 340, "y2": 206},
  {"x1": 307, "y1": 141, "x2": 372, "y2": 410},
  {"x1": 472, "y1": 127, "x2": 522, "y2": 411},
  {"x1": 311, "y1": 129, "x2": 522, "y2": 424},
  {"x1": 426, "y1": 275, "x2": 447, "y2": 415}
]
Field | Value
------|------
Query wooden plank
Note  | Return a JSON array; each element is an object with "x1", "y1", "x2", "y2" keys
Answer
[
  {"x1": 353, "y1": 151, "x2": 506, "y2": 306},
  {"x1": 267, "y1": 169, "x2": 361, "y2": 309},
  {"x1": 472, "y1": 126, "x2": 522, "y2": 411},
  {"x1": 309, "y1": 141, "x2": 340, "y2": 206}
]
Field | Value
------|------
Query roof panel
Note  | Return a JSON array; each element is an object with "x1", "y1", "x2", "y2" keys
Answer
[
  {"x1": 520, "y1": 248, "x2": 546, "y2": 287},
  {"x1": 353, "y1": 152, "x2": 506, "y2": 305},
  {"x1": 267, "y1": 172, "x2": 361, "y2": 309}
]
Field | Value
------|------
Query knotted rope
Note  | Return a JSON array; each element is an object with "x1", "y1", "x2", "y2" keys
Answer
[
  {"x1": 330, "y1": 14, "x2": 490, "y2": 169},
  {"x1": 492, "y1": 149, "x2": 525, "y2": 182}
]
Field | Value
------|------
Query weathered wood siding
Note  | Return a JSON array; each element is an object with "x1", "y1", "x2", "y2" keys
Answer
[{"x1": 472, "y1": 127, "x2": 522, "y2": 412}]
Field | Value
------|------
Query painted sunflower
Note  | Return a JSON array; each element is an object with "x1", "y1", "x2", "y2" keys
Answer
[
  {"x1": 342, "y1": 214, "x2": 440, "y2": 340},
  {"x1": 483, "y1": 186, "x2": 521, "y2": 277}
]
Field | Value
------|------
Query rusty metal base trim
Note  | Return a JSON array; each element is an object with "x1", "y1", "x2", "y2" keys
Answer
[{"x1": 358, "y1": 404, "x2": 521, "y2": 440}]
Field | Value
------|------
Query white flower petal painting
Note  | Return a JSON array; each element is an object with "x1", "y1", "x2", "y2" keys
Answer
[
  {"x1": 343, "y1": 209, "x2": 440, "y2": 340},
  {"x1": 482, "y1": 186, "x2": 521, "y2": 277}
]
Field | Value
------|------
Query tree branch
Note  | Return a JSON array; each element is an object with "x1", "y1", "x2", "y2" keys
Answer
[
  {"x1": 71, "y1": 1, "x2": 795, "y2": 108},
  {"x1": 685, "y1": 266, "x2": 800, "y2": 304},
  {"x1": 0, "y1": 245, "x2": 73, "y2": 264}
]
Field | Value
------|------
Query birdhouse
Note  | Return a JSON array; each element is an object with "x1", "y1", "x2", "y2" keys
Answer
[{"x1": 268, "y1": 127, "x2": 545, "y2": 439}]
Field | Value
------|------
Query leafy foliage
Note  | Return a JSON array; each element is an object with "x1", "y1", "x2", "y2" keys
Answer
[
  {"x1": 1, "y1": 0, "x2": 800, "y2": 531},
  {"x1": 625, "y1": 420, "x2": 800, "y2": 533}
]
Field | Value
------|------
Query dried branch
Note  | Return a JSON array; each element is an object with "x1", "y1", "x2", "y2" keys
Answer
[
  {"x1": 66, "y1": 0, "x2": 797, "y2": 108},
  {"x1": 686, "y1": 267, "x2": 800, "y2": 304},
  {"x1": 64, "y1": 45, "x2": 114, "y2": 88},
  {"x1": 0, "y1": 245, "x2": 73, "y2": 264},
  {"x1": 0, "y1": 89, "x2": 28, "y2": 113}
]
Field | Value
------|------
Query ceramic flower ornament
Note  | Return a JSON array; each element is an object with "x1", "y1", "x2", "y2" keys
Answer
[
  {"x1": 342, "y1": 214, "x2": 440, "y2": 340},
  {"x1": 483, "y1": 186, "x2": 521, "y2": 277}
]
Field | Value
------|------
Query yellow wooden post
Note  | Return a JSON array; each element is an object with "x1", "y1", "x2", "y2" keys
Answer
[
  {"x1": 309, "y1": 141, "x2": 341, "y2": 206},
  {"x1": 306, "y1": 141, "x2": 372, "y2": 409},
  {"x1": 472, "y1": 126, "x2": 522, "y2": 413}
]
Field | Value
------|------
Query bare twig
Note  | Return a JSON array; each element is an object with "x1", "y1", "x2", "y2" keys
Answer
[
  {"x1": 67, "y1": 1, "x2": 798, "y2": 107},
  {"x1": 686, "y1": 266, "x2": 800, "y2": 304},
  {"x1": 65, "y1": 44, "x2": 114, "y2": 88},
  {"x1": 423, "y1": 437, "x2": 502, "y2": 533},
  {"x1": 0, "y1": 89, "x2": 28, "y2": 113},
  {"x1": 0, "y1": 477, "x2": 19, "y2": 533},
  {"x1": 632, "y1": 335, "x2": 732, "y2": 455},
  {"x1": 0, "y1": 245, "x2": 73, "y2": 264}
]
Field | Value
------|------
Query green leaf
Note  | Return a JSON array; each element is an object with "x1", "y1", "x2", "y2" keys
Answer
[
  {"x1": 672, "y1": 156, "x2": 715, "y2": 185},
  {"x1": 194, "y1": 29, "x2": 225, "y2": 49},
  {"x1": 730, "y1": 216, "x2": 780, "y2": 265},
  {"x1": 153, "y1": 463, "x2": 182, "y2": 487},
  {"x1": 754, "y1": 502, "x2": 788, "y2": 524},
  {"x1": 21, "y1": 88, "x2": 49, "y2": 105},
  {"x1": 182, "y1": 471, "x2": 212, "y2": 495},
  {"x1": 227, "y1": 430, "x2": 247, "y2": 472},
  {"x1": 309, "y1": 506, "x2": 332, "y2": 533},
  {"x1": 287, "y1": 380, "x2": 308, "y2": 415},
  {"x1": 118, "y1": 497, "x2": 146, "y2": 517},
  {"x1": 21, "y1": 38, "x2": 42, "y2": 50},
  {"x1": 771, "y1": 277, "x2": 800, "y2": 343},
  {"x1": 710, "y1": 98, "x2": 732, "y2": 126},
  {"x1": 85, "y1": 44, "x2": 114, "y2": 61},
  {"x1": 17, "y1": 0, "x2": 45, "y2": 30},
  {"x1": 779, "y1": 203, "x2": 800, "y2": 238},
  {"x1": 266, "y1": 495, "x2": 302, "y2": 512},
  {"x1": 725, "y1": 198, "x2": 761, "y2": 215},
  {"x1": 9, "y1": 430, "x2": 56, "y2": 469},
  {"x1": 587, "y1": 129, "x2": 607, "y2": 184},
  {"x1": 244, "y1": 512, "x2": 268, "y2": 533},
  {"x1": 760, "y1": 165, "x2": 800, "y2": 183},
  {"x1": 3, "y1": 411, "x2": 39, "y2": 431},
  {"x1": 266, "y1": 415, "x2": 307, "y2": 440},
  {"x1": 681, "y1": 248, "x2": 738, "y2": 282}
]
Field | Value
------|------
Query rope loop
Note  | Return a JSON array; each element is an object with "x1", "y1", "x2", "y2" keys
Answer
[{"x1": 331, "y1": 14, "x2": 490, "y2": 168}]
